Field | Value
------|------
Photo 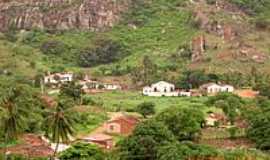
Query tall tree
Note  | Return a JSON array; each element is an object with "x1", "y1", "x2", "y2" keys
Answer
[
  {"x1": 136, "y1": 102, "x2": 155, "y2": 118},
  {"x1": 0, "y1": 87, "x2": 27, "y2": 160},
  {"x1": 45, "y1": 102, "x2": 76, "y2": 159}
]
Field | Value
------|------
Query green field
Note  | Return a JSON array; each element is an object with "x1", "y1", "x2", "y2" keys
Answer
[{"x1": 89, "y1": 90, "x2": 219, "y2": 113}]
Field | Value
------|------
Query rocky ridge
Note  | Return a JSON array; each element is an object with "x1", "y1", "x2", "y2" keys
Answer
[{"x1": 0, "y1": 0, "x2": 130, "y2": 31}]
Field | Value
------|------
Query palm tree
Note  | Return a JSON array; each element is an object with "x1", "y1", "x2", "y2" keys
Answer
[
  {"x1": 45, "y1": 102, "x2": 76, "y2": 159},
  {"x1": 0, "y1": 88, "x2": 27, "y2": 160}
]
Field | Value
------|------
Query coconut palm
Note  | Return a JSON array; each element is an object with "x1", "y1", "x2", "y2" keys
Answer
[
  {"x1": 0, "y1": 88, "x2": 27, "y2": 160},
  {"x1": 45, "y1": 102, "x2": 76, "y2": 159}
]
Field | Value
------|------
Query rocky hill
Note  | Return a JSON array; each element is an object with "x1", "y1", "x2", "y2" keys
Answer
[
  {"x1": 0, "y1": 0, "x2": 269, "y2": 86},
  {"x1": 0, "y1": 0, "x2": 129, "y2": 31}
]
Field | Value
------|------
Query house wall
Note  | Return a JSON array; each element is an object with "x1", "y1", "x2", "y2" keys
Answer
[
  {"x1": 106, "y1": 120, "x2": 137, "y2": 135},
  {"x1": 106, "y1": 123, "x2": 121, "y2": 134},
  {"x1": 207, "y1": 85, "x2": 222, "y2": 93},
  {"x1": 152, "y1": 83, "x2": 175, "y2": 92},
  {"x1": 144, "y1": 91, "x2": 179, "y2": 97}
]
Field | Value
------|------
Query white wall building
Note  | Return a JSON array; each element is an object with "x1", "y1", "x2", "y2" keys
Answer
[
  {"x1": 143, "y1": 81, "x2": 184, "y2": 97},
  {"x1": 200, "y1": 83, "x2": 234, "y2": 95},
  {"x1": 44, "y1": 73, "x2": 73, "y2": 84}
]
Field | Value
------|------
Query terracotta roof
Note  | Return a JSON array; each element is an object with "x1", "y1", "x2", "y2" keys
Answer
[
  {"x1": 6, "y1": 134, "x2": 53, "y2": 158},
  {"x1": 108, "y1": 115, "x2": 139, "y2": 125},
  {"x1": 82, "y1": 134, "x2": 112, "y2": 141}
]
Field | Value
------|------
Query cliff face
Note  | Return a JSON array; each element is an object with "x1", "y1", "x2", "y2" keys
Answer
[{"x1": 0, "y1": 0, "x2": 130, "y2": 31}]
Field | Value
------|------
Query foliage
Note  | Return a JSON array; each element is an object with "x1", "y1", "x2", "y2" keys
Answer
[
  {"x1": 117, "y1": 119, "x2": 175, "y2": 160},
  {"x1": 207, "y1": 93, "x2": 244, "y2": 124},
  {"x1": 131, "y1": 55, "x2": 158, "y2": 85},
  {"x1": 257, "y1": 84, "x2": 270, "y2": 99},
  {"x1": 59, "y1": 142, "x2": 106, "y2": 160},
  {"x1": 248, "y1": 110, "x2": 270, "y2": 150},
  {"x1": 156, "y1": 107, "x2": 204, "y2": 141},
  {"x1": 78, "y1": 39, "x2": 129, "y2": 67},
  {"x1": 136, "y1": 102, "x2": 155, "y2": 118},
  {"x1": 44, "y1": 101, "x2": 77, "y2": 158},
  {"x1": 40, "y1": 40, "x2": 68, "y2": 55},
  {"x1": 59, "y1": 82, "x2": 83, "y2": 103},
  {"x1": 177, "y1": 70, "x2": 214, "y2": 89},
  {"x1": 230, "y1": 0, "x2": 270, "y2": 29}
]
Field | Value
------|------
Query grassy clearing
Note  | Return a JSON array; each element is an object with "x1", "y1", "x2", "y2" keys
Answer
[{"x1": 90, "y1": 90, "x2": 218, "y2": 113}]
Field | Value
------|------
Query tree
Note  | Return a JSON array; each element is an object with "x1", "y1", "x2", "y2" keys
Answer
[
  {"x1": 157, "y1": 142, "x2": 218, "y2": 160},
  {"x1": 45, "y1": 102, "x2": 76, "y2": 159},
  {"x1": 208, "y1": 93, "x2": 243, "y2": 124},
  {"x1": 79, "y1": 39, "x2": 128, "y2": 67},
  {"x1": 156, "y1": 107, "x2": 204, "y2": 141},
  {"x1": 257, "y1": 84, "x2": 270, "y2": 99},
  {"x1": 59, "y1": 142, "x2": 106, "y2": 160},
  {"x1": 0, "y1": 88, "x2": 27, "y2": 160},
  {"x1": 177, "y1": 70, "x2": 210, "y2": 89},
  {"x1": 40, "y1": 40, "x2": 67, "y2": 55},
  {"x1": 60, "y1": 82, "x2": 83, "y2": 104},
  {"x1": 117, "y1": 120, "x2": 175, "y2": 160},
  {"x1": 248, "y1": 110, "x2": 270, "y2": 150},
  {"x1": 157, "y1": 142, "x2": 188, "y2": 160},
  {"x1": 131, "y1": 55, "x2": 158, "y2": 85},
  {"x1": 136, "y1": 102, "x2": 155, "y2": 118}
]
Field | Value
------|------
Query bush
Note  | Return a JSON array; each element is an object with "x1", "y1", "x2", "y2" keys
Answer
[
  {"x1": 40, "y1": 40, "x2": 68, "y2": 55},
  {"x1": 59, "y1": 142, "x2": 106, "y2": 160},
  {"x1": 136, "y1": 102, "x2": 155, "y2": 118},
  {"x1": 78, "y1": 39, "x2": 129, "y2": 67},
  {"x1": 82, "y1": 96, "x2": 95, "y2": 105}
]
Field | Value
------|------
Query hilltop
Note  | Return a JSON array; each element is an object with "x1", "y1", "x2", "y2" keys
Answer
[{"x1": 0, "y1": 0, "x2": 269, "y2": 87}]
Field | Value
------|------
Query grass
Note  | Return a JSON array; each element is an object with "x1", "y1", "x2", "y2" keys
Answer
[{"x1": 90, "y1": 90, "x2": 218, "y2": 113}]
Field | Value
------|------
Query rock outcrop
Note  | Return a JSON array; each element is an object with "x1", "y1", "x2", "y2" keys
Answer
[
  {"x1": 191, "y1": 35, "x2": 206, "y2": 62},
  {"x1": 0, "y1": 0, "x2": 130, "y2": 31}
]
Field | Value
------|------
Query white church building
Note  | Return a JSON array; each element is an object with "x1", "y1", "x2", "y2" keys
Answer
[{"x1": 143, "y1": 81, "x2": 190, "y2": 97}]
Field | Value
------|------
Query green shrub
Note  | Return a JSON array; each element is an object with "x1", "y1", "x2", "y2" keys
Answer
[
  {"x1": 78, "y1": 39, "x2": 129, "y2": 67},
  {"x1": 40, "y1": 40, "x2": 68, "y2": 55}
]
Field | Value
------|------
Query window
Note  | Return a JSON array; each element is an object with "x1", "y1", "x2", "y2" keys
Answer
[{"x1": 110, "y1": 125, "x2": 114, "y2": 131}]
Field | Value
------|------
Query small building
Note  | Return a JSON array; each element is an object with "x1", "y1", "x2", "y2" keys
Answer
[
  {"x1": 143, "y1": 81, "x2": 180, "y2": 97},
  {"x1": 103, "y1": 83, "x2": 122, "y2": 90},
  {"x1": 81, "y1": 134, "x2": 113, "y2": 149},
  {"x1": 79, "y1": 80, "x2": 122, "y2": 92},
  {"x1": 44, "y1": 72, "x2": 73, "y2": 84},
  {"x1": 200, "y1": 83, "x2": 234, "y2": 95},
  {"x1": 106, "y1": 115, "x2": 139, "y2": 136}
]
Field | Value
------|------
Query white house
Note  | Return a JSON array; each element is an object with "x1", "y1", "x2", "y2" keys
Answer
[
  {"x1": 103, "y1": 83, "x2": 122, "y2": 90},
  {"x1": 79, "y1": 80, "x2": 122, "y2": 92},
  {"x1": 44, "y1": 72, "x2": 73, "y2": 84},
  {"x1": 200, "y1": 83, "x2": 234, "y2": 95},
  {"x1": 143, "y1": 81, "x2": 180, "y2": 97}
]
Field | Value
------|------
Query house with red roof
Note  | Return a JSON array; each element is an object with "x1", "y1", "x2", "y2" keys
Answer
[{"x1": 105, "y1": 115, "x2": 140, "y2": 136}]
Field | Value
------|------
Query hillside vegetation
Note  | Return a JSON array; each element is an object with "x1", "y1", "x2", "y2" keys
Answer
[{"x1": 0, "y1": 0, "x2": 269, "y2": 85}]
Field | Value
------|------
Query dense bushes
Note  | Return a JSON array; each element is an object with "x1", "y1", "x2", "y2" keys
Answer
[
  {"x1": 59, "y1": 142, "x2": 106, "y2": 160},
  {"x1": 248, "y1": 110, "x2": 270, "y2": 150},
  {"x1": 78, "y1": 39, "x2": 129, "y2": 67},
  {"x1": 40, "y1": 40, "x2": 68, "y2": 55},
  {"x1": 230, "y1": 0, "x2": 270, "y2": 30},
  {"x1": 156, "y1": 107, "x2": 204, "y2": 141}
]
